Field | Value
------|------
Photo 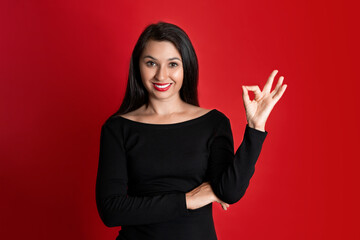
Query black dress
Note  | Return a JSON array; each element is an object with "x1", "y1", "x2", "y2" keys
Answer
[{"x1": 95, "y1": 109, "x2": 267, "y2": 240}]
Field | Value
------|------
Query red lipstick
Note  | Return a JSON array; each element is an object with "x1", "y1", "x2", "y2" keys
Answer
[{"x1": 153, "y1": 83, "x2": 172, "y2": 91}]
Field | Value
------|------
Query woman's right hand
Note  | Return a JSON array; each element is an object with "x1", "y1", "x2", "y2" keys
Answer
[{"x1": 185, "y1": 182, "x2": 229, "y2": 211}]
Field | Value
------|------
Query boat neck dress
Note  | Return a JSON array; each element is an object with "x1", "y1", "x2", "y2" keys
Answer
[{"x1": 95, "y1": 109, "x2": 268, "y2": 240}]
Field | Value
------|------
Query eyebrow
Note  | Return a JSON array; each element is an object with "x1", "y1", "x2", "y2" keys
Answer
[{"x1": 143, "y1": 55, "x2": 181, "y2": 61}]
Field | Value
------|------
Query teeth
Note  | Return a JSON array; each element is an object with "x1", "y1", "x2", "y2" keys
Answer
[{"x1": 154, "y1": 83, "x2": 171, "y2": 88}]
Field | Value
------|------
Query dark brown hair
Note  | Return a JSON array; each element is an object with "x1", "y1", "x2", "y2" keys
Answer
[{"x1": 112, "y1": 21, "x2": 199, "y2": 116}]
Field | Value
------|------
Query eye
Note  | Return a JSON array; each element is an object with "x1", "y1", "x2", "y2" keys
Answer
[
  {"x1": 169, "y1": 62, "x2": 178, "y2": 67},
  {"x1": 146, "y1": 61, "x2": 156, "y2": 67}
]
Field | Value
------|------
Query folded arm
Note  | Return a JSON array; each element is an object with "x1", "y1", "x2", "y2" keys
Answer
[{"x1": 95, "y1": 121, "x2": 188, "y2": 227}]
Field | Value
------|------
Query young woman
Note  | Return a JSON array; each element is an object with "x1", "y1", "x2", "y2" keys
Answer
[{"x1": 96, "y1": 22, "x2": 287, "y2": 240}]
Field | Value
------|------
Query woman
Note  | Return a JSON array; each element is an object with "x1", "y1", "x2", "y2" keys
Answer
[{"x1": 96, "y1": 22, "x2": 287, "y2": 240}]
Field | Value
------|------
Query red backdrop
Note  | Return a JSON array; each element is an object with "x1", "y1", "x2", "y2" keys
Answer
[{"x1": 1, "y1": 0, "x2": 359, "y2": 239}]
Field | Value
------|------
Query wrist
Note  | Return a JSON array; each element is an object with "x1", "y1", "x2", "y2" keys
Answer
[
  {"x1": 247, "y1": 122, "x2": 265, "y2": 132},
  {"x1": 185, "y1": 193, "x2": 193, "y2": 209}
]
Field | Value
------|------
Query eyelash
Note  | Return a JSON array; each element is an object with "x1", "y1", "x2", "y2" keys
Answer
[{"x1": 146, "y1": 61, "x2": 178, "y2": 68}]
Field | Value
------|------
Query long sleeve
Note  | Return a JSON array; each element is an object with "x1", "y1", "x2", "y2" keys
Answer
[
  {"x1": 95, "y1": 120, "x2": 188, "y2": 227},
  {"x1": 208, "y1": 117, "x2": 267, "y2": 204}
]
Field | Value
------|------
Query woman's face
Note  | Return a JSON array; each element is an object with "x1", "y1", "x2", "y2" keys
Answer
[{"x1": 139, "y1": 40, "x2": 184, "y2": 101}]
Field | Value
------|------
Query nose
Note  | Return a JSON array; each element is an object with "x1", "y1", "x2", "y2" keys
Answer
[{"x1": 155, "y1": 65, "x2": 168, "y2": 81}]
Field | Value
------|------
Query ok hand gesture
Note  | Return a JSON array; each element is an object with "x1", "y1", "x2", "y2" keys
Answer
[{"x1": 242, "y1": 70, "x2": 287, "y2": 132}]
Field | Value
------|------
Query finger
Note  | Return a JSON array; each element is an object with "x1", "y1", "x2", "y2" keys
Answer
[
  {"x1": 245, "y1": 85, "x2": 263, "y2": 101},
  {"x1": 270, "y1": 76, "x2": 284, "y2": 97},
  {"x1": 263, "y1": 69, "x2": 278, "y2": 93},
  {"x1": 272, "y1": 84, "x2": 287, "y2": 102},
  {"x1": 199, "y1": 182, "x2": 209, "y2": 188},
  {"x1": 221, "y1": 203, "x2": 230, "y2": 210}
]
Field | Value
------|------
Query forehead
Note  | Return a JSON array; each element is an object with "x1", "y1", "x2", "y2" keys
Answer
[{"x1": 141, "y1": 40, "x2": 182, "y2": 59}]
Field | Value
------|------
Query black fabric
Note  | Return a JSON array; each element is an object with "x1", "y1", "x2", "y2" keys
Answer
[{"x1": 95, "y1": 109, "x2": 267, "y2": 240}]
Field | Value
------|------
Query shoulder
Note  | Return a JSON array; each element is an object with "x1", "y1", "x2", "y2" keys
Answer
[
  {"x1": 188, "y1": 105, "x2": 212, "y2": 118},
  {"x1": 115, "y1": 108, "x2": 142, "y2": 121},
  {"x1": 102, "y1": 113, "x2": 127, "y2": 132},
  {"x1": 183, "y1": 103, "x2": 226, "y2": 119},
  {"x1": 188, "y1": 106, "x2": 230, "y2": 128},
  {"x1": 206, "y1": 108, "x2": 230, "y2": 123}
]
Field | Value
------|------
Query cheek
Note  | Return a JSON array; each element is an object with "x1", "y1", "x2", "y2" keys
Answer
[
  {"x1": 171, "y1": 68, "x2": 184, "y2": 82},
  {"x1": 139, "y1": 66, "x2": 145, "y2": 80},
  {"x1": 140, "y1": 67, "x2": 153, "y2": 81}
]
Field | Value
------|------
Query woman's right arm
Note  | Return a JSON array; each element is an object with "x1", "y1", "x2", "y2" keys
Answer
[{"x1": 95, "y1": 121, "x2": 189, "y2": 227}]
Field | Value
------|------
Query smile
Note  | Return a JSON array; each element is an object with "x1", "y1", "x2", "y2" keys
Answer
[{"x1": 153, "y1": 83, "x2": 172, "y2": 91}]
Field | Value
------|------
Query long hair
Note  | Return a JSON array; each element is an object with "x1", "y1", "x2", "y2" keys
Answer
[{"x1": 112, "y1": 21, "x2": 199, "y2": 116}]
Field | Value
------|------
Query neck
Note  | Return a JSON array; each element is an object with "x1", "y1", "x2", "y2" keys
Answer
[{"x1": 145, "y1": 95, "x2": 186, "y2": 115}]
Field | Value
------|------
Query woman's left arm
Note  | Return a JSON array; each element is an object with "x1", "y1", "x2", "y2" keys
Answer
[
  {"x1": 207, "y1": 119, "x2": 267, "y2": 204},
  {"x1": 208, "y1": 70, "x2": 287, "y2": 204}
]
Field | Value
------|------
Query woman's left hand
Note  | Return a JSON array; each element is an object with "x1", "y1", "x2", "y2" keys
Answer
[{"x1": 242, "y1": 69, "x2": 287, "y2": 132}]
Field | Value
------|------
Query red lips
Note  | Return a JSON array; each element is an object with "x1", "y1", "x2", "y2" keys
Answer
[{"x1": 153, "y1": 83, "x2": 172, "y2": 91}]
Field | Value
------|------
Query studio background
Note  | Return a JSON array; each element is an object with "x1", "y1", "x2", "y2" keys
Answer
[{"x1": 1, "y1": 0, "x2": 359, "y2": 239}]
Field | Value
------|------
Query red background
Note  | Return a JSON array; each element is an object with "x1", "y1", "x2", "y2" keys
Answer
[{"x1": 1, "y1": 0, "x2": 359, "y2": 239}]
